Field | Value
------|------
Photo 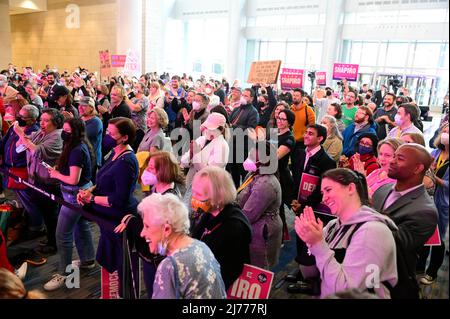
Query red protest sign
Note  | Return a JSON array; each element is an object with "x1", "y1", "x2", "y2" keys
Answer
[
  {"x1": 298, "y1": 173, "x2": 320, "y2": 204},
  {"x1": 425, "y1": 227, "x2": 441, "y2": 246},
  {"x1": 101, "y1": 268, "x2": 120, "y2": 299},
  {"x1": 280, "y1": 68, "x2": 304, "y2": 90},
  {"x1": 227, "y1": 264, "x2": 274, "y2": 299}
]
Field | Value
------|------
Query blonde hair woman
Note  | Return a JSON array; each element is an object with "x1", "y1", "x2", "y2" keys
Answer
[
  {"x1": 190, "y1": 167, "x2": 252, "y2": 290},
  {"x1": 137, "y1": 108, "x2": 171, "y2": 153}
]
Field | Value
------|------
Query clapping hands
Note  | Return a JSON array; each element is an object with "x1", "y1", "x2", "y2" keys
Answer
[{"x1": 294, "y1": 206, "x2": 323, "y2": 246}]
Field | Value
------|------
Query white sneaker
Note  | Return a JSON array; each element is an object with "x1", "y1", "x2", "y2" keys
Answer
[
  {"x1": 14, "y1": 262, "x2": 28, "y2": 280},
  {"x1": 72, "y1": 259, "x2": 96, "y2": 270},
  {"x1": 43, "y1": 274, "x2": 67, "y2": 291}
]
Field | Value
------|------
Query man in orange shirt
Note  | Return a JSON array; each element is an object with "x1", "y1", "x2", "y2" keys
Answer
[{"x1": 290, "y1": 89, "x2": 316, "y2": 188}]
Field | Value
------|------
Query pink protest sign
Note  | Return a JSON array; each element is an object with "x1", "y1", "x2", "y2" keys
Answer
[
  {"x1": 111, "y1": 55, "x2": 127, "y2": 68},
  {"x1": 332, "y1": 63, "x2": 359, "y2": 81},
  {"x1": 425, "y1": 227, "x2": 441, "y2": 246},
  {"x1": 316, "y1": 71, "x2": 327, "y2": 86},
  {"x1": 227, "y1": 264, "x2": 274, "y2": 299},
  {"x1": 101, "y1": 268, "x2": 120, "y2": 299},
  {"x1": 280, "y1": 68, "x2": 304, "y2": 90}
]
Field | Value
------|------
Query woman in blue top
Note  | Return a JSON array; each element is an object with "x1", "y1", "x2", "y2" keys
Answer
[
  {"x1": 77, "y1": 117, "x2": 139, "y2": 295},
  {"x1": 417, "y1": 122, "x2": 449, "y2": 285},
  {"x1": 44, "y1": 117, "x2": 95, "y2": 291},
  {"x1": 78, "y1": 96, "x2": 103, "y2": 179}
]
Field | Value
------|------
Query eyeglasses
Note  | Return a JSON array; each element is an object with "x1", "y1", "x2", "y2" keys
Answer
[{"x1": 276, "y1": 117, "x2": 288, "y2": 122}]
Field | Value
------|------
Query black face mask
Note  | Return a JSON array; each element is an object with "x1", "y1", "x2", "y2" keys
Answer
[
  {"x1": 257, "y1": 102, "x2": 266, "y2": 109},
  {"x1": 61, "y1": 131, "x2": 72, "y2": 143},
  {"x1": 17, "y1": 118, "x2": 28, "y2": 127},
  {"x1": 326, "y1": 90, "x2": 332, "y2": 97}
]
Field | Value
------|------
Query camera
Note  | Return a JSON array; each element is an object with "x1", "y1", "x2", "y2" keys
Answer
[
  {"x1": 388, "y1": 75, "x2": 403, "y2": 93},
  {"x1": 307, "y1": 71, "x2": 316, "y2": 81},
  {"x1": 337, "y1": 81, "x2": 343, "y2": 86}
]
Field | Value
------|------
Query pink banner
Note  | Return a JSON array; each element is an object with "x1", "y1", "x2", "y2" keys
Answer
[
  {"x1": 332, "y1": 63, "x2": 359, "y2": 81},
  {"x1": 425, "y1": 227, "x2": 441, "y2": 246},
  {"x1": 111, "y1": 55, "x2": 127, "y2": 68},
  {"x1": 316, "y1": 71, "x2": 327, "y2": 86},
  {"x1": 101, "y1": 268, "x2": 120, "y2": 299},
  {"x1": 280, "y1": 68, "x2": 304, "y2": 90},
  {"x1": 227, "y1": 264, "x2": 274, "y2": 299}
]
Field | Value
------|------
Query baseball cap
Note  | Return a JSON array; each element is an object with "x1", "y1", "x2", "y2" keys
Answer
[
  {"x1": 231, "y1": 86, "x2": 242, "y2": 93},
  {"x1": 79, "y1": 96, "x2": 95, "y2": 108},
  {"x1": 201, "y1": 112, "x2": 226, "y2": 131}
]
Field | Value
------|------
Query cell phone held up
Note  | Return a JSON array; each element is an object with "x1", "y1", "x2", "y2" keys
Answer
[{"x1": 41, "y1": 161, "x2": 52, "y2": 170}]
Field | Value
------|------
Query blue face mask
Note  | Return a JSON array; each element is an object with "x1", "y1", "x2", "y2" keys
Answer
[
  {"x1": 358, "y1": 145, "x2": 373, "y2": 155},
  {"x1": 102, "y1": 134, "x2": 118, "y2": 152}
]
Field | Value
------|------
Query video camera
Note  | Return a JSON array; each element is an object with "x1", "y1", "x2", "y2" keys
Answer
[
  {"x1": 388, "y1": 75, "x2": 403, "y2": 93},
  {"x1": 307, "y1": 71, "x2": 316, "y2": 81}
]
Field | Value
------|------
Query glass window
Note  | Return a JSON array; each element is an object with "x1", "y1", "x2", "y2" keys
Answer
[
  {"x1": 286, "y1": 42, "x2": 306, "y2": 66},
  {"x1": 305, "y1": 42, "x2": 322, "y2": 69},
  {"x1": 412, "y1": 42, "x2": 442, "y2": 69},
  {"x1": 385, "y1": 42, "x2": 409, "y2": 68},
  {"x1": 378, "y1": 42, "x2": 388, "y2": 67},
  {"x1": 266, "y1": 42, "x2": 286, "y2": 61},
  {"x1": 255, "y1": 15, "x2": 278, "y2": 27},
  {"x1": 361, "y1": 42, "x2": 379, "y2": 67},
  {"x1": 259, "y1": 41, "x2": 269, "y2": 60},
  {"x1": 350, "y1": 42, "x2": 362, "y2": 65},
  {"x1": 285, "y1": 13, "x2": 320, "y2": 26}
]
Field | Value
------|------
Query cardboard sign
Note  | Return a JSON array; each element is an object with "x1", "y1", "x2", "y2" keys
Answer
[
  {"x1": 247, "y1": 60, "x2": 282, "y2": 84},
  {"x1": 101, "y1": 268, "x2": 120, "y2": 299},
  {"x1": 298, "y1": 173, "x2": 320, "y2": 204},
  {"x1": 111, "y1": 55, "x2": 127, "y2": 68},
  {"x1": 332, "y1": 63, "x2": 359, "y2": 81},
  {"x1": 123, "y1": 49, "x2": 141, "y2": 77},
  {"x1": 99, "y1": 50, "x2": 111, "y2": 77},
  {"x1": 227, "y1": 264, "x2": 274, "y2": 299},
  {"x1": 316, "y1": 71, "x2": 327, "y2": 86},
  {"x1": 280, "y1": 68, "x2": 304, "y2": 90},
  {"x1": 425, "y1": 227, "x2": 441, "y2": 246}
]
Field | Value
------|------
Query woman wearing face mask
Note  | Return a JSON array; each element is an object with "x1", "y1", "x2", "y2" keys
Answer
[
  {"x1": 44, "y1": 118, "x2": 96, "y2": 291},
  {"x1": 126, "y1": 83, "x2": 149, "y2": 152},
  {"x1": 237, "y1": 142, "x2": 282, "y2": 269},
  {"x1": 204, "y1": 82, "x2": 220, "y2": 112},
  {"x1": 180, "y1": 112, "x2": 229, "y2": 187},
  {"x1": 366, "y1": 138, "x2": 404, "y2": 198},
  {"x1": 185, "y1": 93, "x2": 210, "y2": 140},
  {"x1": 139, "y1": 193, "x2": 226, "y2": 299},
  {"x1": 77, "y1": 117, "x2": 139, "y2": 296},
  {"x1": 417, "y1": 122, "x2": 449, "y2": 285},
  {"x1": 347, "y1": 133, "x2": 380, "y2": 177},
  {"x1": 190, "y1": 167, "x2": 252, "y2": 290},
  {"x1": 295, "y1": 168, "x2": 398, "y2": 298},
  {"x1": 115, "y1": 151, "x2": 185, "y2": 297}
]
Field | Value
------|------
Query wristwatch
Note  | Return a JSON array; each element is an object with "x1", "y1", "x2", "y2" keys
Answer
[{"x1": 90, "y1": 195, "x2": 95, "y2": 205}]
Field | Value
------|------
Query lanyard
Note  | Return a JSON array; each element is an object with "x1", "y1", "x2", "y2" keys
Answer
[
  {"x1": 237, "y1": 173, "x2": 256, "y2": 194},
  {"x1": 435, "y1": 153, "x2": 448, "y2": 173}
]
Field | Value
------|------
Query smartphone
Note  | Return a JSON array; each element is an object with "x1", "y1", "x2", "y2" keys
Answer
[{"x1": 41, "y1": 161, "x2": 52, "y2": 169}]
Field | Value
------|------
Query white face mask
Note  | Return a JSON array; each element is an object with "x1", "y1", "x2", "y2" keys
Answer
[
  {"x1": 192, "y1": 101, "x2": 202, "y2": 111},
  {"x1": 243, "y1": 158, "x2": 258, "y2": 172},
  {"x1": 441, "y1": 132, "x2": 449, "y2": 146},
  {"x1": 141, "y1": 171, "x2": 158, "y2": 186},
  {"x1": 204, "y1": 88, "x2": 213, "y2": 95},
  {"x1": 240, "y1": 97, "x2": 248, "y2": 105},
  {"x1": 394, "y1": 114, "x2": 403, "y2": 127},
  {"x1": 202, "y1": 128, "x2": 220, "y2": 140}
]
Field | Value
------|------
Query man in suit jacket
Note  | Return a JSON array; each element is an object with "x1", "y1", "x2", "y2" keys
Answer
[
  {"x1": 373, "y1": 84, "x2": 388, "y2": 108},
  {"x1": 372, "y1": 143, "x2": 437, "y2": 298},
  {"x1": 288, "y1": 124, "x2": 336, "y2": 294}
]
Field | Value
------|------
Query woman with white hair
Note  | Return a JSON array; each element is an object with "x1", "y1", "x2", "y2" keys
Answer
[{"x1": 139, "y1": 193, "x2": 226, "y2": 299}]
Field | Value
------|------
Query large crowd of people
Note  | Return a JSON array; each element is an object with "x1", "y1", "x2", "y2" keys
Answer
[{"x1": 0, "y1": 64, "x2": 448, "y2": 299}]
